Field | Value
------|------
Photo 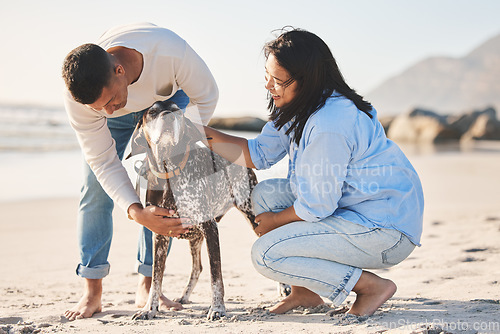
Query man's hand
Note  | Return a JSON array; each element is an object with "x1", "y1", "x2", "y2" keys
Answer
[{"x1": 128, "y1": 203, "x2": 192, "y2": 237}]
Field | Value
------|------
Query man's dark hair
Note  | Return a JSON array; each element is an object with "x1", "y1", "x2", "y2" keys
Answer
[
  {"x1": 62, "y1": 43, "x2": 113, "y2": 104},
  {"x1": 265, "y1": 28, "x2": 373, "y2": 145}
]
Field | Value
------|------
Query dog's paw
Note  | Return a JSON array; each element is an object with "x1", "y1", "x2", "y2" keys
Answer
[
  {"x1": 132, "y1": 308, "x2": 158, "y2": 320},
  {"x1": 206, "y1": 305, "x2": 226, "y2": 320}
]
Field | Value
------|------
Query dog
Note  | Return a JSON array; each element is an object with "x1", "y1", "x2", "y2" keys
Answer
[{"x1": 129, "y1": 101, "x2": 258, "y2": 321}]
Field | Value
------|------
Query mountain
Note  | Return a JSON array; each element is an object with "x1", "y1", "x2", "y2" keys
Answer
[{"x1": 366, "y1": 33, "x2": 500, "y2": 116}]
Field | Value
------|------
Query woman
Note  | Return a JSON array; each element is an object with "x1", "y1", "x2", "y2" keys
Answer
[{"x1": 201, "y1": 28, "x2": 423, "y2": 317}]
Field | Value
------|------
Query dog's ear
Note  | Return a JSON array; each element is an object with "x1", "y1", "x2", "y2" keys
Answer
[
  {"x1": 126, "y1": 117, "x2": 148, "y2": 160},
  {"x1": 184, "y1": 117, "x2": 206, "y2": 143}
]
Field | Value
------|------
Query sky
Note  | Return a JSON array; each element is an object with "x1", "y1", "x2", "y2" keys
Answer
[{"x1": 0, "y1": 0, "x2": 499, "y2": 119}]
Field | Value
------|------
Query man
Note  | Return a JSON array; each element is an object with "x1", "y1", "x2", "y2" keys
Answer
[{"x1": 62, "y1": 22, "x2": 218, "y2": 320}]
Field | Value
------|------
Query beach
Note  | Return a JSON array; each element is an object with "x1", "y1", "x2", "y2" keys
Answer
[{"x1": 1, "y1": 135, "x2": 500, "y2": 333}]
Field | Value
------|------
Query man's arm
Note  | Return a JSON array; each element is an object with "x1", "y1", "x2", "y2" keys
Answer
[
  {"x1": 175, "y1": 42, "x2": 219, "y2": 125},
  {"x1": 64, "y1": 91, "x2": 141, "y2": 212}
]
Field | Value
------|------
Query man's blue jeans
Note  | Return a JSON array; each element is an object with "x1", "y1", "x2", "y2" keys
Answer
[{"x1": 76, "y1": 90, "x2": 190, "y2": 279}]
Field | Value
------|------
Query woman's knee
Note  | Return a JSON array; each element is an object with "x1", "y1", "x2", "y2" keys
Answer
[{"x1": 251, "y1": 178, "x2": 293, "y2": 215}]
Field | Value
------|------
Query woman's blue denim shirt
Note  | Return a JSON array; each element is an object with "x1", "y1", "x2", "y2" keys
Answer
[{"x1": 248, "y1": 94, "x2": 424, "y2": 246}]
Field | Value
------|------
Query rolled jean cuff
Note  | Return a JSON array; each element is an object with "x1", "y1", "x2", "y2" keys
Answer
[
  {"x1": 328, "y1": 267, "x2": 362, "y2": 306},
  {"x1": 136, "y1": 261, "x2": 152, "y2": 277},
  {"x1": 76, "y1": 263, "x2": 110, "y2": 279}
]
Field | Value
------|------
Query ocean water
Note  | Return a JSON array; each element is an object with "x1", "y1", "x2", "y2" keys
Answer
[
  {"x1": 0, "y1": 105, "x2": 79, "y2": 151},
  {"x1": 0, "y1": 106, "x2": 79, "y2": 201}
]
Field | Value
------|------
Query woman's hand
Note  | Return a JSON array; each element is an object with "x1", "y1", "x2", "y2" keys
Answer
[
  {"x1": 254, "y1": 212, "x2": 279, "y2": 236},
  {"x1": 254, "y1": 206, "x2": 304, "y2": 237},
  {"x1": 128, "y1": 203, "x2": 192, "y2": 237}
]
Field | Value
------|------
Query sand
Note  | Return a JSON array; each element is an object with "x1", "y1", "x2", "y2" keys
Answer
[{"x1": 1, "y1": 146, "x2": 500, "y2": 333}]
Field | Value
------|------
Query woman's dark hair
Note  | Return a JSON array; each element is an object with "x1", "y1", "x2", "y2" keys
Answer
[
  {"x1": 265, "y1": 28, "x2": 372, "y2": 145},
  {"x1": 62, "y1": 43, "x2": 113, "y2": 104}
]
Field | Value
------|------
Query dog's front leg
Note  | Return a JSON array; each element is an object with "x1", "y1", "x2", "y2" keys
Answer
[
  {"x1": 202, "y1": 219, "x2": 226, "y2": 320},
  {"x1": 176, "y1": 233, "x2": 204, "y2": 304},
  {"x1": 132, "y1": 233, "x2": 170, "y2": 320}
]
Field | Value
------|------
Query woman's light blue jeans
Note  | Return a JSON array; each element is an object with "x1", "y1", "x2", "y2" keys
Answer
[
  {"x1": 76, "y1": 90, "x2": 190, "y2": 279},
  {"x1": 250, "y1": 178, "x2": 415, "y2": 305}
]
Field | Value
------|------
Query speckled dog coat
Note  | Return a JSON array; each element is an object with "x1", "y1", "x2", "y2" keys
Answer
[{"x1": 130, "y1": 101, "x2": 257, "y2": 320}]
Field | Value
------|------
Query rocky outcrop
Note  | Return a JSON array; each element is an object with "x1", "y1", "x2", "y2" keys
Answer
[
  {"x1": 387, "y1": 109, "x2": 461, "y2": 143},
  {"x1": 208, "y1": 117, "x2": 267, "y2": 132},
  {"x1": 448, "y1": 107, "x2": 497, "y2": 134},
  {"x1": 385, "y1": 107, "x2": 500, "y2": 143},
  {"x1": 460, "y1": 112, "x2": 500, "y2": 142}
]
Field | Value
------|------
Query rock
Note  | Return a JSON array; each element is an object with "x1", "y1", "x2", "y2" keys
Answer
[
  {"x1": 461, "y1": 112, "x2": 500, "y2": 141},
  {"x1": 387, "y1": 108, "x2": 461, "y2": 143},
  {"x1": 448, "y1": 107, "x2": 497, "y2": 135},
  {"x1": 208, "y1": 117, "x2": 266, "y2": 132}
]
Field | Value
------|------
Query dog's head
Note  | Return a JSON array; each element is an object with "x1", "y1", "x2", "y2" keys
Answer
[
  {"x1": 129, "y1": 101, "x2": 203, "y2": 161},
  {"x1": 144, "y1": 101, "x2": 186, "y2": 149}
]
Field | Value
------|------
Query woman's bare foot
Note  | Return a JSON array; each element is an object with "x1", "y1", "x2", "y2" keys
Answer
[
  {"x1": 64, "y1": 278, "x2": 103, "y2": 321},
  {"x1": 348, "y1": 271, "x2": 397, "y2": 316},
  {"x1": 135, "y1": 275, "x2": 183, "y2": 311},
  {"x1": 268, "y1": 286, "x2": 324, "y2": 314}
]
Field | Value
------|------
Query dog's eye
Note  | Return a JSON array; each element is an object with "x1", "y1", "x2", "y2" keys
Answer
[{"x1": 163, "y1": 111, "x2": 176, "y2": 120}]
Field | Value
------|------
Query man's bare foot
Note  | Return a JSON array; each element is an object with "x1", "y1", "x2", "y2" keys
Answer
[
  {"x1": 268, "y1": 286, "x2": 324, "y2": 314},
  {"x1": 64, "y1": 278, "x2": 103, "y2": 321},
  {"x1": 348, "y1": 270, "x2": 397, "y2": 317},
  {"x1": 135, "y1": 275, "x2": 183, "y2": 311}
]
